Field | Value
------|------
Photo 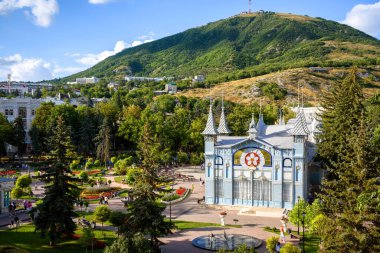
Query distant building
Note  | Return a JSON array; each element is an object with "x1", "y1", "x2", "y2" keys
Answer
[
  {"x1": 75, "y1": 77, "x2": 99, "y2": 84},
  {"x1": 0, "y1": 82, "x2": 53, "y2": 96},
  {"x1": 154, "y1": 83, "x2": 177, "y2": 96},
  {"x1": 0, "y1": 178, "x2": 15, "y2": 214},
  {"x1": 192, "y1": 75, "x2": 205, "y2": 83},
  {"x1": 108, "y1": 82, "x2": 120, "y2": 90},
  {"x1": 309, "y1": 67, "x2": 328, "y2": 73},
  {"x1": 125, "y1": 76, "x2": 164, "y2": 82}
]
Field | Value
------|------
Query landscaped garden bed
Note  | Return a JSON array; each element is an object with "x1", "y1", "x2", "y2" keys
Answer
[
  {"x1": 80, "y1": 186, "x2": 121, "y2": 200},
  {"x1": 161, "y1": 187, "x2": 190, "y2": 204}
]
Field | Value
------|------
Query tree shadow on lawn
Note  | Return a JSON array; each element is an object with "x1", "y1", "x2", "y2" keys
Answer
[{"x1": 0, "y1": 225, "x2": 115, "y2": 253}]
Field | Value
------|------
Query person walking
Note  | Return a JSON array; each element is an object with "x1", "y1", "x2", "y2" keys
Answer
[{"x1": 280, "y1": 225, "x2": 286, "y2": 243}]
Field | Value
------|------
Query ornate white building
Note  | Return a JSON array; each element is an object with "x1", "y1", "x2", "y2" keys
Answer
[{"x1": 202, "y1": 103, "x2": 322, "y2": 209}]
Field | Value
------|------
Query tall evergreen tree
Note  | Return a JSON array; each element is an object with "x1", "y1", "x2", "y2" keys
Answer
[
  {"x1": 12, "y1": 116, "x2": 26, "y2": 158},
  {"x1": 317, "y1": 68, "x2": 380, "y2": 252},
  {"x1": 95, "y1": 117, "x2": 111, "y2": 167},
  {"x1": 120, "y1": 123, "x2": 173, "y2": 251},
  {"x1": 34, "y1": 116, "x2": 78, "y2": 246}
]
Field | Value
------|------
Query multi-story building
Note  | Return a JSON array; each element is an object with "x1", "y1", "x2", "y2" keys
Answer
[
  {"x1": 202, "y1": 103, "x2": 322, "y2": 209},
  {"x1": 75, "y1": 77, "x2": 99, "y2": 84}
]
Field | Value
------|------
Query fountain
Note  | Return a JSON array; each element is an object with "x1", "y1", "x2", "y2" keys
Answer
[{"x1": 192, "y1": 230, "x2": 262, "y2": 251}]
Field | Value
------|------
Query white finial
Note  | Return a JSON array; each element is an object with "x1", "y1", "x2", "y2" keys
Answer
[{"x1": 297, "y1": 82, "x2": 300, "y2": 108}]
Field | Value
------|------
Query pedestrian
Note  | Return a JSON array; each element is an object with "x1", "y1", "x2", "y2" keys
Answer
[
  {"x1": 280, "y1": 225, "x2": 286, "y2": 243},
  {"x1": 104, "y1": 196, "x2": 108, "y2": 205},
  {"x1": 275, "y1": 242, "x2": 281, "y2": 253},
  {"x1": 23, "y1": 200, "x2": 27, "y2": 210}
]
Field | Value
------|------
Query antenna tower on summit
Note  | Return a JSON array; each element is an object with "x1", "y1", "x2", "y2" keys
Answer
[{"x1": 249, "y1": 0, "x2": 252, "y2": 14}]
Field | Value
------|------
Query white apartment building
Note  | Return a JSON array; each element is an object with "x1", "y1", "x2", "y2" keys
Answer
[{"x1": 75, "y1": 77, "x2": 99, "y2": 84}]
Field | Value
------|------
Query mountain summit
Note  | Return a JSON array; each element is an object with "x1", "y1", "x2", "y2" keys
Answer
[{"x1": 65, "y1": 12, "x2": 380, "y2": 83}]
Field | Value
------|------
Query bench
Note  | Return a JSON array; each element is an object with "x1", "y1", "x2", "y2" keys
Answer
[{"x1": 290, "y1": 233, "x2": 303, "y2": 240}]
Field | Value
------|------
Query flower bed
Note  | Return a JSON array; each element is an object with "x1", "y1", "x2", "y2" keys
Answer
[
  {"x1": 0, "y1": 170, "x2": 17, "y2": 176},
  {"x1": 162, "y1": 187, "x2": 190, "y2": 205},
  {"x1": 73, "y1": 169, "x2": 102, "y2": 175}
]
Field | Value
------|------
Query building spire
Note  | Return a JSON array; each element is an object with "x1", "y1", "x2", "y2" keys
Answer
[
  {"x1": 217, "y1": 91, "x2": 231, "y2": 135},
  {"x1": 279, "y1": 108, "x2": 285, "y2": 125},
  {"x1": 291, "y1": 108, "x2": 310, "y2": 136},
  {"x1": 256, "y1": 100, "x2": 266, "y2": 136},
  {"x1": 202, "y1": 99, "x2": 218, "y2": 136},
  {"x1": 247, "y1": 113, "x2": 257, "y2": 139}
]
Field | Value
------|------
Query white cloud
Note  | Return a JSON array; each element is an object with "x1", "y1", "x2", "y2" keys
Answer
[
  {"x1": 342, "y1": 1, "x2": 380, "y2": 38},
  {"x1": 0, "y1": 0, "x2": 58, "y2": 27},
  {"x1": 88, "y1": 0, "x2": 113, "y2": 4},
  {"x1": 0, "y1": 54, "x2": 83, "y2": 82},
  {"x1": 75, "y1": 36, "x2": 154, "y2": 66}
]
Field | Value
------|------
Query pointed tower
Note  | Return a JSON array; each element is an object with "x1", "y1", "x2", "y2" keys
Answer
[
  {"x1": 290, "y1": 108, "x2": 310, "y2": 137},
  {"x1": 217, "y1": 93, "x2": 231, "y2": 135},
  {"x1": 291, "y1": 107, "x2": 310, "y2": 200},
  {"x1": 256, "y1": 101, "x2": 267, "y2": 137},
  {"x1": 247, "y1": 114, "x2": 257, "y2": 139},
  {"x1": 202, "y1": 103, "x2": 218, "y2": 136},
  {"x1": 278, "y1": 108, "x2": 285, "y2": 125}
]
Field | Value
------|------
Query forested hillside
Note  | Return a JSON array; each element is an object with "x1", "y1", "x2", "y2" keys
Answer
[{"x1": 63, "y1": 12, "x2": 380, "y2": 84}]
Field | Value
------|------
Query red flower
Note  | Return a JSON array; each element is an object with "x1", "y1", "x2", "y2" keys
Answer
[{"x1": 175, "y1": 188, "x2": 186, "y2": 196}]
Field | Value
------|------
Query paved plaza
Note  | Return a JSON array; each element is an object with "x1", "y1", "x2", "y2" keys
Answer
[{"x1": 0, "y1": 166, "x2": 299, "y2": 252}]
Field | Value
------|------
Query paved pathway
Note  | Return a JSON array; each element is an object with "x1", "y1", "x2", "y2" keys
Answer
[{"x1": 0, "y1": 166, "x2": 299, "y2": 252}]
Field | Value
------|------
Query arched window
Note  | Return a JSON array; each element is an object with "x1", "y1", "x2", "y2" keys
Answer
[
  {"x1": 215, "y1": 156, "x2": 223, "y2": 165},
  {"x1": 283, "y1": 158, "x2": 292, "y2": 167}
]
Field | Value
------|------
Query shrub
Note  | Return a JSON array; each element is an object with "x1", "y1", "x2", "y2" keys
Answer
[
  {"x1": 16, "y1": 174, "x2": 32, "y2": 189},
  {"x1": 79, "y1": 171, "x2": 89, "y2": 183},
  {"x1": 280, "y1": 243, "x2": 301, "y2": 253},
  {"x1": 266, "y1": 236, "x2": 280, "y2": 253},
  {"x1": 111, "y1": 156, "x2": 117, "y2": 164},
  {"x1": 11, "y1": 187, "x2": 23, "y2": 199},
  {"x1": 114, "y1": 157, "x2": 134, "y2": 175},
  {"x1": 177, "y1": 151, "x2": 189, "y2": 164},
  {"x1": 70, "y1": 160, "x2": 80, "y2": 170},
  {"x1": 94, "y1": 160, "x2": 101, "y2": 166},
  {"x1": 189, "y1": 153, "x2": 203, "y2": 165}
]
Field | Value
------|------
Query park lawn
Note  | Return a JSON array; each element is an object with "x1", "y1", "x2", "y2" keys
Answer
[
  {"x1": 76, "y1": 211, "x2": 113, "y2": 226},
  {"x1": 171, "y1": 220, "x2": 241, "y2": 230},
  {"x1": 113, "y1": 176, "x2": 126, "y2": 184},
  {"x1": 0, "y1": 224, "x2": 117, "y2": 253},
  {"x1": 263, "y1": 228, "x2": 319, "y2": 253}
]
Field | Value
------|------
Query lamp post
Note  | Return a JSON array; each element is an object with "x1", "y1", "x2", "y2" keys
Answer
[
  {"x1": 302, "y1": 211, "x2": 306, "y2": 253},
  {"x1": 297, "y1": 195, "x2": 300, "y2": 234},
  {"x1": 169, "y1": 183, "x2": 173, "y2": 223}
]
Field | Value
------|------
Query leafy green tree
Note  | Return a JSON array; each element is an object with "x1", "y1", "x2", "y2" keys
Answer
[
  {"x1": 109, "y1": 211, "x2": 127, "y2": 235},
  {"x1": 94, "y1": 205, "x2": 111, "y2": 234},
  {"x1": 16, "y1": 174, "x2": 32, "y2": 191},
  {"x1": 11, "y1": 187, "x2": 23, "y2": 199},
  {"x1": 34, "y1": 116, "x2": 78, "y2": 246},
  {"x1": 104, "y1": 234, "x2": 155, "y2": 253},
  {"x1": 79, "y1": 227, "x2": 95, "y2": 253},
  {"x1": 0, "y1": 114, "x2": 13, "y2": 156},
  {"x1": 79, "y1": 171, "x2": 89, "y2": 184},
  {"x1": 288, "y1": 199, "x2": 322, "y2": 228}
]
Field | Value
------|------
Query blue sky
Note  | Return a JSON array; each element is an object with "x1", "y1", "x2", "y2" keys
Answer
[{"x1": 0, "y1": 0, "x2": 379, "y2": 81}]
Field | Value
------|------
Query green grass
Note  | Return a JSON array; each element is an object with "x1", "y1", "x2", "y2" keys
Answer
[
  {"x1": 0, "y1": 224, "x2": 117, "y2": 253},
  {"x1": 170, "y1": 220, "x2": 241, "y2": 230},
  {"x1": 263, "y1": 227, "x2": 319, "y2": 253},
  {"x1": 75, "y1": 211, "x2": 112, "y2": 226},
  {"x1": 0, "y1": 245, "x2": 29, "y2": 253},
  {"x1": 113, "y1": 176, "x2": 126, "y2": 184}
]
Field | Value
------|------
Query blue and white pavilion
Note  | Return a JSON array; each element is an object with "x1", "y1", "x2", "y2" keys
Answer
[{"x1": 202, "y1": 103, "x2": 322, "y2": 209}]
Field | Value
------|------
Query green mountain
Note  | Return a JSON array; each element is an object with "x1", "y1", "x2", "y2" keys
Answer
[{"x1": 63, "y1": 12, "x2": 380, "y2": 83}]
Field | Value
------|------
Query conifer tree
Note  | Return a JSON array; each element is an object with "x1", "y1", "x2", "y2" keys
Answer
[
  {"x1": 12, "y1": 116, "x2": 26, "y2": 159},
  {"x1": 317, "y1": 68, "x2": 380, "y2": 252},
  {"x1": 120, "y1": 123, "x2": 173, "y2": 251},
  {"x1": 95, "y1": 117, "x2": 111, "y2": 168},
  {"x1": 34, "y1": 116, "x2": 78, "y2": 246}
]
